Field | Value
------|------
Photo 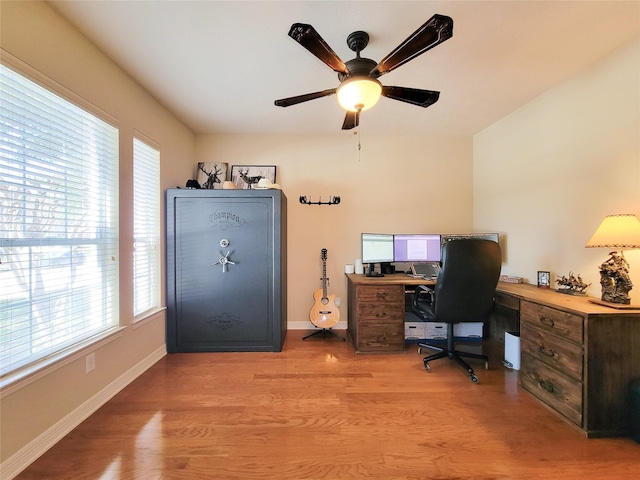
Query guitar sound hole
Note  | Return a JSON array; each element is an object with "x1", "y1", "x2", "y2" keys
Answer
[{"x1": 321, "y1": 298, "x2": 329, "y2": 305}]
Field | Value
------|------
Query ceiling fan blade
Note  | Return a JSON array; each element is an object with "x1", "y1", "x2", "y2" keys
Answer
[
  {"x1": 288, "y1": 23, "x2": 349, "y2": 74},
  {"x1": 381, "y1": 86, "x2": 440, "y2": 107},
  {"x1": 370, "y1": 14, "x2": 453, "y2": 78},
  {"x1": 274, "y1": 88, "x2": 337, "y2": 107},
  {"x1": 341, "y1": 110, "x2": 359, "y2": 130}
]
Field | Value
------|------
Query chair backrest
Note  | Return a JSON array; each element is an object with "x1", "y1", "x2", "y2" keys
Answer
[{"x1": 432, "y1": 239, "x2": 502, "y2": 324}]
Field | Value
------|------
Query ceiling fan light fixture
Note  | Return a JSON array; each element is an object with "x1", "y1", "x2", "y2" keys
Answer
[
  {"x1": 336, "y1": 77, "x2": 382, "y2": 112},
  {"x1": 276, "y1": 15, "x2": 453, "y2": 129}
]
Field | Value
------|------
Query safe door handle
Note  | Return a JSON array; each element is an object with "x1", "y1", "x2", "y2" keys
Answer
[{"x1": 213, "y1": 250, "x2": 236, "y2": 273}]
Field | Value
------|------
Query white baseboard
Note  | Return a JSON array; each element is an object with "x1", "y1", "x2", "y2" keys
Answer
[
  {"x1": 1, "y1": 345, "x2": 166, "y2": 480},
  {"x1": 288, "y1": 320, "x2": 348, "y2": 330}
]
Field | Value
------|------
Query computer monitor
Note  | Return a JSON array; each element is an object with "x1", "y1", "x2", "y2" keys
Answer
[
  {"x1": 393, "y1": 234, "x2": 442, "y2": 263},
  {"x1": 440, "y1": 233, "x2": 500, "y2": 261},
  {"x1": 361, "y1": 233, "x2": 394, "y2": 277},
  {"x1": 441, "y1": 233, "x2": 499, "y2": 245}
]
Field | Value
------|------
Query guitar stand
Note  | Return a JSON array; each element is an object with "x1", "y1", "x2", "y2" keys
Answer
[{"x1": 302, "y1": 328, "x2": 345, "y2": 341}]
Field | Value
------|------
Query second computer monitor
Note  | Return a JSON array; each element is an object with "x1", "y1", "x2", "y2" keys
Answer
[{"x1": 393, "y1": 234, "x2": 442, "y2": 263}]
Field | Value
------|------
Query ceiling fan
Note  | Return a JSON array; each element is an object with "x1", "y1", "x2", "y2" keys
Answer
[{"x1": 274, "y1": 14, "x2": 453, "y2": 130}]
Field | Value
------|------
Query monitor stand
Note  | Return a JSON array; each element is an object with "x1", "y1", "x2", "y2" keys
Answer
[{"x1": 366, "y1": 263, "x2": 384, "y2": 277}]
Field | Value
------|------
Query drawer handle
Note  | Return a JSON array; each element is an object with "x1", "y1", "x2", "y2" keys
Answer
[
  {"x1": 538, "y1": 345, "x2": 556, "y2": 357},
  {"x1": 539, "y1": 315, "x2": 555, "y2": 327},
  {"x1": 376, "y1": 291, "x2": 387, "y2": 298},
  {"x1": 539, "y1": 379, "x2": 554, "y2": 393},
  {"x1": 375, "y1": 312, "x2": 387, "y2": 318}
]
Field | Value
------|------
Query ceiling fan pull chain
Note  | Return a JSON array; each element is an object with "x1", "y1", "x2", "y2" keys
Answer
[{"x1": 357, "y1": 107, "x2": 362, "y2": 161}]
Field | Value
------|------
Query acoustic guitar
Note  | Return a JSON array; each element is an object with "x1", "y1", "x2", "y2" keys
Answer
[{"x1": 309, "y1": 248, "x2": 340, "y2": 328}]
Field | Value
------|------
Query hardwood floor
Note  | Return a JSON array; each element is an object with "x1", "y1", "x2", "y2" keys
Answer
[{"x1": 17, "y1": 330, "x2": 640, "y2": 479}]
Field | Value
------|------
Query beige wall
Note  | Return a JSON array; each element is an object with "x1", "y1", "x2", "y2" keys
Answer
[
  {"x1": 196, "y1": 133, "x2": 474, "y2": 325},
  {"x1": 474, "y1": 37, "x2": 640, "y2": 303},
  {"x1": 0, "y1": 0, "x2": 195, "y2": 467}
]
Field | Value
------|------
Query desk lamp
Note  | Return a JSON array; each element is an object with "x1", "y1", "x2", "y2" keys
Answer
[{"x1": 585, "y1": 213, "x2": 640, "y2": 308}]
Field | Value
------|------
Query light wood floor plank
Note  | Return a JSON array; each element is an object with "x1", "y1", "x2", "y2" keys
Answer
[{"x1": 16, "y1": 330, "x2": 640, "y2": 479}]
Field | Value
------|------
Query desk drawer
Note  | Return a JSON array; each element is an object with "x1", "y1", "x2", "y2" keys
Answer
[
  {"x1": 357, "y1": 303, "x2": 404, "y2": 323},
  {"x1": 521, "y1": 353, "x2": 582, "y2": 427},
  {"x1": 494, "y1": 291, "x2": 520, "y2": 311},
  {"x1": 357, "y1": 322, "x2": 404, "y2": 351},
  {"x1": 521, "y1": 301, "x2": 583, "y2": 344},
  {"x1": 521, "y1": 322, "x2": 583, "y2": 381},
  {"x1": 356, "y1": 285, "x2": 404, "y2": 304}
]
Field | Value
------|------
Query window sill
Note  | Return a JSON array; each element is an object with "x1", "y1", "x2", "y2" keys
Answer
[
  {"x1": 132, "y1": 306, "x2": 166, "y2": 329},
  {"x1": 0, "y1": 326, "x2": 125, "y2": 398}
]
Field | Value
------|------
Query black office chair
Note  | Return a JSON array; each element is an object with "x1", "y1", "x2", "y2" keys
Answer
[{"x1": 412, "y1": 239, "x2": 502, "y2": 383}]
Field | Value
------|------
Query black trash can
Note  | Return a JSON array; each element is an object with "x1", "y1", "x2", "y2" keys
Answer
[{"x1": 631, "y1": 378, "x2": 640, "y2": 444}]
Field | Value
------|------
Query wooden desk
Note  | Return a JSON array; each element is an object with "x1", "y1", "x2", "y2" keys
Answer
[
  {"x1": 346, "y1": 275, "x2": 640, "y2": 437},
  {"x1": 494, "y1": 282, "x2": 640, "y2": 437},
  {"x1": 345, "y1": 273, "x2": 434, "y2": 354}
]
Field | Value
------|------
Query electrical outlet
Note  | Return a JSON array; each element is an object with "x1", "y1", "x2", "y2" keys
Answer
[
  {"x1": 85, "y1": 353, "x2": 96, "y2": 373},
  {"x1": 335, "y1": 297, "x2": 341, "y2": 307}
]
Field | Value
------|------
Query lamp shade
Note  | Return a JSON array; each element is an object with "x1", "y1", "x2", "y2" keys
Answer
[
  {"x1": 336, "y1": 77, "x2": 382, "y2": 112},
  {"x1": 585, "y1": 214, "x2": 640, "y2": 249}
]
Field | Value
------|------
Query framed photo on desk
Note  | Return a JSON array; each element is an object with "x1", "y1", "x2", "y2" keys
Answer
[{"x1": 537, "y1": 271, "x2": 550, "y2": 288}]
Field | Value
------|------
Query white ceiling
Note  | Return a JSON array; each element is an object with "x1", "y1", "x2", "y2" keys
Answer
[{"x1": 48, "y1": 1, "x2": 640, "y2": 136}]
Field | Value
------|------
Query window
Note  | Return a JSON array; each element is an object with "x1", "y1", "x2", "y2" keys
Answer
[
  {"x1": 0, "y1": 63, "x2": 119, "y2": 377},
  {"x1": 133, "y1": 137, "x2": 160, "y2": 318}
]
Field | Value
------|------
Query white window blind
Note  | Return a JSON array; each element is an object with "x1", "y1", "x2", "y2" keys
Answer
[
  {"x1": 0, "y1": 64, "x2": 119, "y2": 377},
  {"x1": 133, "y1": 137, "x2": 160, "y2": 317}
]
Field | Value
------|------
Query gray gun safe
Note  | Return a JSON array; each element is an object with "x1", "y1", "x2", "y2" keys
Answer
[{"x1": 166, "y1": 189, "x2": 287, "y2": 352}]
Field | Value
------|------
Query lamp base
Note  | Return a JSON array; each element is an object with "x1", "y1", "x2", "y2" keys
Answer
[{"x1": 588, "y1": 298, "x2": 640, "y2": 310}]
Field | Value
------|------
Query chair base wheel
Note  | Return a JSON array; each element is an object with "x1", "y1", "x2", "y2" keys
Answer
[{"x1": 417, "y1": 336, "x2": 488, "y2": 381}]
